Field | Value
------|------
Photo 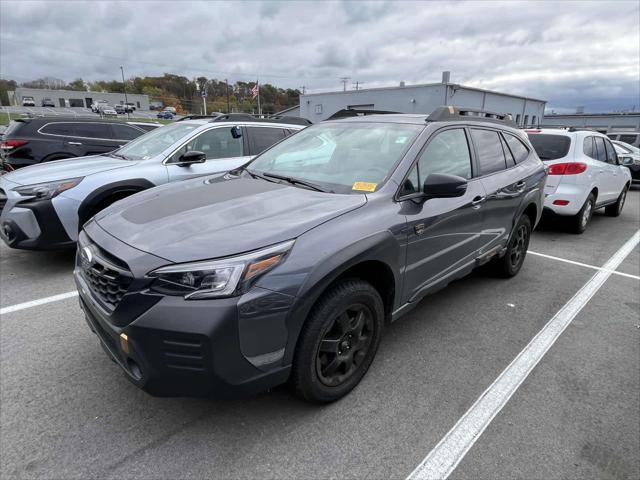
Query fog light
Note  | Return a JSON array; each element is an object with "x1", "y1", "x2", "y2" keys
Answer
[
  {"x1": 553, "y1": 199, "x2": 570, "y2": 206},
  {"x1": 120, "y1": 333, "x2": 130, "y2": 355}
]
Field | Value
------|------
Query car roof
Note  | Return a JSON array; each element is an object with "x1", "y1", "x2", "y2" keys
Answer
[
  {"x1": 13, "y1": 116, "x2": 141, "y2": 125},
  {"x1": 177, "y1": 119, "x2": 305, "y2": 129}
]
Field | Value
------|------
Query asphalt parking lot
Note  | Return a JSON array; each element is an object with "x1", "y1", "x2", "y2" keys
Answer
[{"x1": 1, "y1": 191, "x2": 638, "y2": 479}]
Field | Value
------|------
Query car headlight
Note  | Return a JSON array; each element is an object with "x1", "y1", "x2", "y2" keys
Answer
[
  {"x1": 148, "y1": 240, "x2": 295, "y2": 299},
  {"x1": 14, "y1": 177, "x2": 83, "y2": 199}
]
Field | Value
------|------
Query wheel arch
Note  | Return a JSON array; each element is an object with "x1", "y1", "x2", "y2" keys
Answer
[{"x1": 77, "y1": 178, "x2": 155, "y2": 228}]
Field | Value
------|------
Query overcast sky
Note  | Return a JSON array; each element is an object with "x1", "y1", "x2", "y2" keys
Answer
[{"x1": 1, "y1": 0, "x2": 638, "y2": 112}]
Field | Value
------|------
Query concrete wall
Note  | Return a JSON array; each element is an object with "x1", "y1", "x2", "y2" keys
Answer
[
  {"x1": 10, "y1": 88, "x2": 150, "y2": 109},
  {"x1": 299, "y1": 83, "x2": 546, "y2": 126},
  {"x1": 542, "y1": 114, "x2": 640, "y2": 133}
]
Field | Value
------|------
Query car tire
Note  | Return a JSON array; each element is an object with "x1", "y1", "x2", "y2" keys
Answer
[
  {"x1": 493, "y1": 214, "x2": 532, "y2": 278},
  {"x1": 605, "y1": 185, "x2": 628, "y2": 217},
  {"x1": 291, "y1": 279, "x2": 384, "y2": 403},
  {"x1": 571, "y1": 193, "x2": 595, "y2": 234}
]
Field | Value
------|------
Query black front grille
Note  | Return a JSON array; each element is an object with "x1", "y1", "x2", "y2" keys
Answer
[
  {"x1": 80, "y1": 243, "x2": 133, "y2": 311},
  {"x1": 0, "y1": 189, "x2": 6, "y2": 214}
]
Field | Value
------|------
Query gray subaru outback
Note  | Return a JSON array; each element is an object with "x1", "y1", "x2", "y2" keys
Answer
[{"x1": 74, "y1": 107, "x2": 546, "y2": 403}]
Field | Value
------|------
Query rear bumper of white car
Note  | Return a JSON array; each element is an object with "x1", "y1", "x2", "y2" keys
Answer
[{"x1": 543, "y1": 182, "x2": 590, "y2": 216}]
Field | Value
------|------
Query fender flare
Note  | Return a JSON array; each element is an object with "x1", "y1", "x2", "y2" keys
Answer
[{"x1": 78, "y1": 178, "x2": 156, "y2": 227}]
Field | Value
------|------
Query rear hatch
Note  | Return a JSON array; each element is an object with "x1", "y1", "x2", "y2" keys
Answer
[{"x1": 526, "y1": 130, "x2": 574, "y2": 195}]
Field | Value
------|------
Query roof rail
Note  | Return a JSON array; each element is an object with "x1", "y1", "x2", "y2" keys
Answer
[
  {"x1": 327, "y1": 108, "x2": 401, "y2": 120},
  {"x1": 263, "y1": 115, "x2": 312, "y2": 126},
  {"x1": 205, "y1": 113, "x2": 311, "y2": 126},
  {"x1": 176, "y1": 113, "x2": 225, "y2": 122},
  {"x1": 534, "y1": 125, "x2": 602, "y2": 133},
  {"x1": 427, "y1": 106, "x2": 517, "y2": 126}
]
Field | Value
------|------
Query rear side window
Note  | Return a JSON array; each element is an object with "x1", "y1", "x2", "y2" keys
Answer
[
  {"x1": 503, "y1": 133, "x2": 530, "y2": 164},
  {"x1": 470, "y1": 129, "x2": 507, "y2": 175},
  {"x1": 40, "y1": 122, "x2": 75, "y2": 136},
  {"x1": 247, "y1": 127, "x2": 286, "y2": 154},
  {"x1": 604, "y1": 139, "x2": 618, "y2": 164},
  {"x1": 73, "y1": 123, "x2": 113, "y2": 139},
  {"x1": 593, "y1": 136, "x2": 607, "y2": 162},
  {"x1": 583, "y1": 136, "x2": 595, "y2": 159},
  {"x1": 111, "y1": 124, "x2": 142, "y2": 140},
  {"x1": 527, "y1": 134, "x2": 571, "y2": 161}
]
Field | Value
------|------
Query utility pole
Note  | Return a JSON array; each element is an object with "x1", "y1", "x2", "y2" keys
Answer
[
  {"x1": 120, "y1": 66, "x2": 129, "y2": 119},
  {"x1": 299, "y1": 86, "x2": 307, "y2": 95},
  {"x1": 353, "y1": 81, "x2": 364, "y2": 91},
  {"x1": 339, "y1": 77, "x2": 350, "y2": 92},
  {"x1": 225, "y1": 79, "x2": 231, "y2": 113}
]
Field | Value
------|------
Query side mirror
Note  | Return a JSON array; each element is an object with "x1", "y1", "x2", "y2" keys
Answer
[
  {"x1": 177, "y1": 150, "x2": 206, "y2": 166},
  {"x1": 423, "y1": 173, "x2": 468, "y2": 199},
  {"x1": 231, "y1": 125, "x2": 242, "y2": 139},
  {"x1": 620, "y1": 156, "x2": 634, "y2": 166}
]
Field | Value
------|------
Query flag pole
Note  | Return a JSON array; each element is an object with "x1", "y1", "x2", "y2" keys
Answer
[{"x1": 257, "y1": 79, "x2": 261, "y2": 116}]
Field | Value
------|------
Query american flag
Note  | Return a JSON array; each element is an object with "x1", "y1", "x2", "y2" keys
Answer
[{"x1": 251, "y1": 82, "x2": 259, "y2": 99}]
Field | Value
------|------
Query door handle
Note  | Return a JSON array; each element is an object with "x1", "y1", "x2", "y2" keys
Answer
[
  {"x1": 515, "y1": 181, "x2": 526, "y2": 191},
  {"x1": 67, "y1": 141, "x2": 82, "y2": 145},
  {"x1": 471, "y1": 195, "x2": 486, "y2": 208}
]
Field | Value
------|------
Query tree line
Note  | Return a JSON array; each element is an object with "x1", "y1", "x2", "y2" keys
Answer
[{"x1": 0, "y1": 75, "x2": 301, "y2": 114}]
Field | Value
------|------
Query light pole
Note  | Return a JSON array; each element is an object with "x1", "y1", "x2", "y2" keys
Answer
[{"x1": 120, "y1": 66, "x2": 129, "y2": 119}]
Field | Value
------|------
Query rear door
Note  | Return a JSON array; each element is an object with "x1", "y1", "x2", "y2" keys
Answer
[
  {"x1": 470, "y1": 127, "x2": 527, "y2": 254},
  {"x1": 68, "y1": 122, "x2": 121, "y2": 156},
  {"x1": 245, "y1": 126, "x2": 288, "y2": 156},
  {"x1": 166, "y1": 125, "x2": 250, "y2": 182},
  {"x1": 592, "y1": 136, "x2": 618, "y2": 203},
  {"x1": 603, "y1": 137, "x2": 627, "y2": 196},
  {"x1": 402, "y1": 127, "x2": 487, "y2": 302}
]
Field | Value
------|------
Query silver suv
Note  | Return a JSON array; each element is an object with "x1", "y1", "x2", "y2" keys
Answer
[{"x1": 0, "y1": 116, "x2": 305, "y2": 249}]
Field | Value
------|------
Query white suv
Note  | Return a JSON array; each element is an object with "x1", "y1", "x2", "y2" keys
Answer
[{"x1": 526, "y1": 128, "x2": 631, "y2": 233}]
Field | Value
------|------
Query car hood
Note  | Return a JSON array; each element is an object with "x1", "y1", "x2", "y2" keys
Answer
[
  {"x1": 95, "y1": 174, "x2": 367, "y2": 263},
  {"x1": 3, "y1": 155, "x2": 137, "y2": 185}
]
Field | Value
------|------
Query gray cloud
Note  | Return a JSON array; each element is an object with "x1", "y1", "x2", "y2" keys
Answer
[{"x1": 1, "y1": 0, "x2": 638, "y2": 112}]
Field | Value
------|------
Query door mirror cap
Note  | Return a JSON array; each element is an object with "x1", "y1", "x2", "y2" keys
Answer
[
  {"x1": 177, "y1": 150, "x2": 207, "y2": 166},
  {"x1": 423, "y1": 173, "x2": 468, "y2": 199},
  {"x1": 231, "y1": 125, "x2": 242, "y2": 139}
]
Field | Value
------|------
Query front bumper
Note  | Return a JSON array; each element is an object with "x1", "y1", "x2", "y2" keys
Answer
[
  {"x1": 75, "y1": 225, "x2": 295, "y2": 397},
  {"x1": 0, "y1": 181, "x2": 76, "y2": 249}
]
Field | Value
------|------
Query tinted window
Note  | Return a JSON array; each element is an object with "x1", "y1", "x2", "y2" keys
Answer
[
  {"x1": 527, "y1": 134, "x2": 571, "y2": 161},
  {"x1": 470, "y1": 129, "x2": 507, "y2": 175},
  {"x1": 620, "y1": 134, "x2": 639, "y2": 144},
  {"x1": 400, "y1": 165, "x2": 420, "y2": 196},
  {"x1": 593, "y1": 136, "x2": 607, "y2": 162},
  {"x1": 73, "y1": 123, "x2": 112, "y2": 139},
  {"x1": 111, "y1": 124, "x2": 142, "y2": 140},
  {"x1": 500, "y1": 135, "x2": 515, "y2": 166},
  {"x1": 604, "y1": 139, "x2": 618, "y2": 164},
  {"x1": 40, "y1": 123, "x2": 75, "y2": 136},
  {"x1": 135, "y1": 124, "x2": 160, "y2": 132},
  {"x1": 504, "y1": 133, "x2": 529, "y2": 164},
  {"x1": 583, "y1": 136, "x2": 595, "y2": 159},
  {"x1": 171, "y1": 127, "x2": 243, "y2": 162},
  {"x1": 419, "y1": 128, "x2": 472, "y2": 180},
  {"x1": 248, "y1": 127, "x2": 286, "y2": 154}
]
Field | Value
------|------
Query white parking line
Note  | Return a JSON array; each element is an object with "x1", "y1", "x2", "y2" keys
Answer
[
  {"x1": 0, "y1": 291, "x2": 78, "y2": 315},
  {"x1": 406, "y1": 229, "x2": 640, "y2": 480},
  {"x1": 529, "y1": 250, "x2": 640, "y2": 280}
]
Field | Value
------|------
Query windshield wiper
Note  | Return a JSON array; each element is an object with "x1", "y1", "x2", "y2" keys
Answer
[{"x1": 261, "y1": 172, "x2": 331, "y2": 193}]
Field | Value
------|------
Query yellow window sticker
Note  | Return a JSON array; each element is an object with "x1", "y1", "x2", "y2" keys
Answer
[{"x1": 352, "y1": 182, "x2": 378, "y2": 192}]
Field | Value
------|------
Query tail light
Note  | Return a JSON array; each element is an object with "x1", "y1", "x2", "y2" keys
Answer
[
  {"x1": 547, "y1": 162, "x2": 587, "y2": 175},
  {"x1": 0, "y1": 139, "x2": 28, "y2": 150}
]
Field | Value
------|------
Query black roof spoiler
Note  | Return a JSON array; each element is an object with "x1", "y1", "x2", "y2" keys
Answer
[
  {"x1": 327, "y1": 108, "x2": 401, "y2": 120},
  {"x1": 427, "y1": 106, "x2": 517, "y2": 126}
]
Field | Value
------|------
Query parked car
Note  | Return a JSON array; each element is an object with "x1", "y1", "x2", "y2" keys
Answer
[
  {"x1": 91, "y1": 100, "x2": 109, "y2": 113},
  {"x1": 0, "y1": 116, "x2": 304, "y2": 249},
  {"x1": 607, "y1": 131, "x2": 640, "y2": 148},
  {"x1": 114, "y1": 105, "x2": 126, "y2": 114},
  {"x1": 612, "y1": 140, "x2": 640, "y2": 184},
  {"x1": 163, "y1": 107, "x2": 177, "y2": 114},
  {"x1": 526, "y1": 128, "x2": 631, "y2": 233},
  {"x1": 72, "y1": 107, "x2": 545, "y2": 402},
  {"x1": 125, "y1": 103, "x2": 136, "y2": 112},
  {"x1": 157, "y1": 111, "x2": 175, "y2": 119},
  {"x1": 21, "y1": 96, "x2": 36, "y2": 107},
  {"x1": 149, "y1": 102, "x2": 164, "y2": 111},
  {"x1": 41, "y1": 98, "x2": 55, "y2": 107},
  {"x1": 98, "y1": 105, "x2": 118, "y2": 117},
  {"x1": 0, "y1": 117, "x2": 149, "y2": 169}
]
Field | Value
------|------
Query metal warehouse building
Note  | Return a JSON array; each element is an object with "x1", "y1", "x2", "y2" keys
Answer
[
  {"x1": 300, "y1": 72, "x2": 546, "y2": 126},
  {"x1": 542, "y1": 113, "x2": 640, "y2": 133},
  {"x1": 9, "y1": 87, "x2": 150, "y2": 110}
]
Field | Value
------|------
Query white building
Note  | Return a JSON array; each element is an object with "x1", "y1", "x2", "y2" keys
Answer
[
  {"x1": 9, "y1": 87, "x2": 150, "y2": 110},
  {"x1": 299, "y1": 72, "x2": 546, "y2": 126}
]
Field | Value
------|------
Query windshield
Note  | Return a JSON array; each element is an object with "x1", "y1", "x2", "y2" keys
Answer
[
  {"x1": 527, "y1": 133, "x2": 571, "y2": 160},
  {"x1": 115, "y1": 123, "x2": 199, "y2": 160},
  {"x1": 247, "y1": 122, "x2": 423, "y2": 194}
]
